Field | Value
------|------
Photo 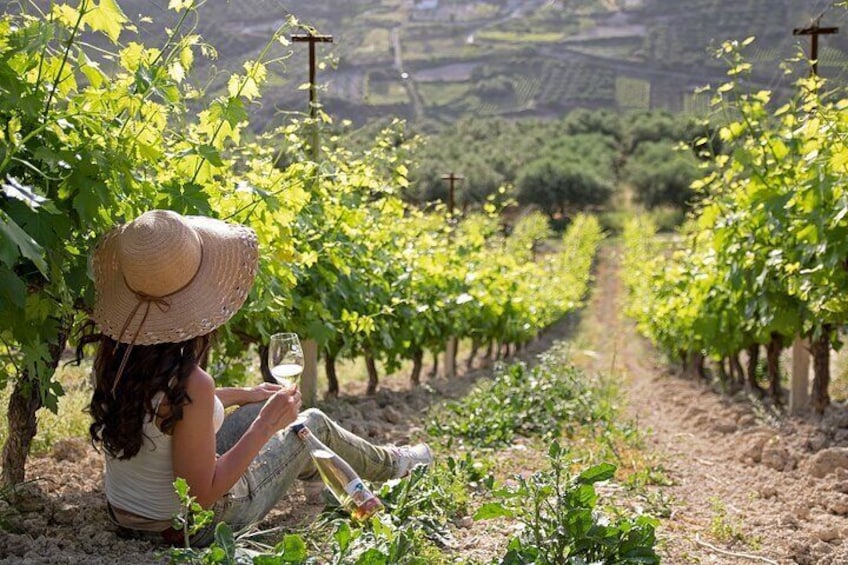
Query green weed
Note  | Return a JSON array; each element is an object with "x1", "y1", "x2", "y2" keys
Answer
[
  {"x1": 476, "y1": 441, "x2": 659, "y2": 564},
  {"x1": 707, "y1": 497, "x2": 752, "y2": 546},
  {"x1": 427, "y1": 357, "x2": 604, "y2": 448}
]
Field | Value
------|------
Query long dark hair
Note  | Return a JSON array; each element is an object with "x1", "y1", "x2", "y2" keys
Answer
[{"x1": 87, "y1": 333, "x2": 212, "y2": 460}]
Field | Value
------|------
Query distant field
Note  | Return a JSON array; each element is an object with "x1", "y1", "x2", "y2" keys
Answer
[
  {"x1": 616, "y1": 77, "x2": 651, "y2": 110},
  {"x1": 110, "y1": 0, "x2": 848, "y2": 127},
  {"x1": 476, "y1": 30, "x2": 566, "y2": 43},
  {"x1": 419, "y1": 81, "x2": 474, "y2": 107}
]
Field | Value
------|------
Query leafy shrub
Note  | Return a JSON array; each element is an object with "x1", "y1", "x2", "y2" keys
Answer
[
  {"x1": 476, "y1": 442, "x2": 659, "y2": 564},
  {"x1": 427, "y1": 354, "x2": 604, "y2": 448}
]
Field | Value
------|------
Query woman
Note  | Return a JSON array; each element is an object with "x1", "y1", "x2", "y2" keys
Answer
[{"x1": 88, "y1": 210, "x2": 432, "y2": 546}]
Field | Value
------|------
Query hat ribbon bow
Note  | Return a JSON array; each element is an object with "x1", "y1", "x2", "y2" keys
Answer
[{"x1": 110, "y1": 246, "x2": 204, "y2": 396}]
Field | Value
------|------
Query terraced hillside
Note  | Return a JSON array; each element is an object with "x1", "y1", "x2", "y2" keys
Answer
[{"x1": 108, "y1": 0, "x2": 848, "y2": 127}]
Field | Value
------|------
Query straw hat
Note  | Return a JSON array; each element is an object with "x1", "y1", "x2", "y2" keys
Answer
[{"x1": 91, "y1": 210, "x2": 259, "y2": 346}]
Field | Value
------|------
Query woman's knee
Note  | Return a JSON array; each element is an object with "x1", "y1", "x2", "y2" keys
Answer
[{"x1": 301, "y1": 408, "x2": 330, "y2": 435}]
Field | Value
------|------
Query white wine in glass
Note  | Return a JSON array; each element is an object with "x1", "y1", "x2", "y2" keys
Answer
[{"x1": 268, "y1": 332, "x2": 304, "y2": 388}]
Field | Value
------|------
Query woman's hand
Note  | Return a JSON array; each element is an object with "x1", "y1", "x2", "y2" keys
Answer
[
  {"x1": 255, "y1": 386, "x2": 302, "y2": 433},
  {"x1": 246, "y1": 382, "x2": 285, "y2": 403},
  {"x1": 216, "y1": 383, "x2": 287, "y2": 408}
]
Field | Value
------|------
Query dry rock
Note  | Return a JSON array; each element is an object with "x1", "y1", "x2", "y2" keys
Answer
[
  {"x1": 682, "y1": 405, "x2": 705, "y2": 421},
  {"x1": 808, "y1": 432, "x2": 830, "y2": 452},
  {"x1": 824, "y1": 409, "x2": 848, "y2": 429},
  {"x1": 692, "y1": 413, "x2": 710, "y2": 428},
  {"x1": 807, "y1": 448, "x2": 848, "y2": 478},
  {"x1": 456, "y1": 516, "x2": 474, "y2": 528},
  {"x1": 815, "y1": 526, "x2": 842, "y2": 542},
  {"x1": 713, "y1": 421, "x2": 737, "y2": 434},
  {"x1": 366, "y1": 421, "x2": 389, "y2": 437},
  {"x1": 795, "y1": 503, "x2": 812, "y2": 520},
  {"x1": 737, "y1": 414, "x2": 757, "y2": 428},
  {"x1": 740, "y1": 433, "x2": 771, "y2": 464},
  {"x1": 812, "y1": 540, "x2": 835, "y2": 555},
  {"x1": 759, "y1": 484, "x2": 778, "y2": 499},
  {"x1": 52, "y1": 503, "x2": 79, "y2": 526},
  {"x1": 356, "y1": 399, "x2": 379, "y2": 414},
  {"x1": 780, "y1": 513, "x2": 799, "y2": 528},
  {"x1": 346, "y1": 420, "x2": 367, "y2": 437},
  {"x1": 383, "y1": 405, "x2": 402, "y2": 424},
  {"x1": 51, "y1": 438, "x2": 88, "y2": 463},
  {"x1": 834, "y1": 429, "x2": 848, "y2": 444},
  {"x1": 762, "y1": 443, "x2": 795, "y2": 472},
  {"x1": 827, "y1": 494, "x2": 848, "y2": 516},
  {"x1": 22, "y1": 515, "x2": 47, "y2": 537}
]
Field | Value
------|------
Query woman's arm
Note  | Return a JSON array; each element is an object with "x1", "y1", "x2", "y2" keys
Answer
[
  {"x1": 173, "y1": 367, "x2": 301, "y2": 508},
  {"x1": 215, "y1": 383, "x2": 282, "y2": 408}
]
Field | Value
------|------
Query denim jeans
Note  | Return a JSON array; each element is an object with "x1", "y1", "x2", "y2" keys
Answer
[{"x1": 191, "y1": 405, "x2": 399, "y2": 546}]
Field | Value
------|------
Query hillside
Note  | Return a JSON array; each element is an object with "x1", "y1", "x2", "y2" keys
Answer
[{"x1": 57, "y1": 0, "x2": 848, "y2": 127}]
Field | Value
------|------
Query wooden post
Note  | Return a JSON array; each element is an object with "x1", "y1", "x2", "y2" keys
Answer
[
  {"x1": 790, "y1": 336, "x2": 810, "y2": 415},
  {"x1": 441, "y1": 172, "x2": 463, "y2": 215},
  {"x1": 292, "y1": 32, "x2": 334, "y2": 161},
  {"x1": 301, "y1": 339, "x2": 319, "y2": 407},
  {"x1": 445, "y1": 337, "x2": 457, "y2": 379},
  {"x1": 291, "y1": 31, "x2": 332, "y2": 393},
  {"x1": 793, "y1": 18, "x2": 838, "y2": 77},
  {"x1": 442, "y1": 172, "x2": 463, "y2": 378}
]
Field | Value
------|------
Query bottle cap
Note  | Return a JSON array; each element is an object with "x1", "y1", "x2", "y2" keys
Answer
[{"x1": 290, "y1": 420, "x2": 307, "y2": 433}]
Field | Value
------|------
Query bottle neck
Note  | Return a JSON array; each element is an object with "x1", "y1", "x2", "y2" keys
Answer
[{"x1": 297, "y1": 426, "x2": 327, "y2": 451}]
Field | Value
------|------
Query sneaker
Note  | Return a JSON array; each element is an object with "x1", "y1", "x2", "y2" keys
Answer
[{"x1": 392, "y1": 443, "x2": 433, "y2": 478}]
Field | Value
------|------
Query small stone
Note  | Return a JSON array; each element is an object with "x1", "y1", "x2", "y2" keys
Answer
[
  {"x1": 811, "y1": 540, "x2": 834, "y2": 555},
  {"x1": 737, "y1": 414, "x2": 757, "y2": 428},
  {"x1": 357, "y1": 399, "x2": 379, "y2": 414},
  {"x1": 383, "y1": 405, "x2": 402, "y2": 424},
  {"x1": 366, "y1": 421, "x2": 388, "y2": 437},
  {"x1": 808, "y1": 432, "x2": 830, "y2": 452},
  {"x1": 807, "y1": 448, "x2": 848, "y2": 478},
  {"x1": 815, "y1": 526, "x2": 840, "y2": 542},
  {"x1": 52, "y1": 503, "x2": 79, "y2": 525},
  {"x1": 93, "y1": 531, "x2": 114, "y2": 545},
  {"x1": 826, "y1": 494, "x2": 848, "y2": 516},
  {"x1": 51, "y1": 438, "x2": 88, "y2": 462},
  {"x1": 21, "y1": 515, "x2": 46, "y2": 536},
  {"x1": 713, "y1": 421, "x2": 737, "y2": 434},
  {"x1": 457, "y1": 516, "x2": 473, "y2": 528},
  {"x1": 793, "y1": 503, "x2": 811, "y2": 521},
  {"x1": 828, "y1": 409, "x2": 848, "y2": 429},
  {"x1": 347, "y1": 421, "x2": 367, "y2": 436},
  {"x1": 762, "y1": 443, "x2": 794, "y2": 472},
  {"x1": 740, "y1": 433, "x2": 770, "y2": 464},
  {"x1": 834, "y1": 429, "x2": 848, "y2": 444},
  {"x1": 759, "y1": 485, "x2": 778, "y2": 499},
  {"x1": 780, "y1": 513, "x2": 799, "y2": 528},
  {"x1": 14, "y1": 494, "x2": 45, "y2": 513},
  {"x1": 683, "y1": 405, "x2": 705, "y2": 420},
  {"x1": 692, "y1": 414, "x2": 710, "y2": 428}
]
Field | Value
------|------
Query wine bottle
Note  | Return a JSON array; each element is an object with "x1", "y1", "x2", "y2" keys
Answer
[{"x1": 291, "y1": 421, "x2": 384, "y2": 521}]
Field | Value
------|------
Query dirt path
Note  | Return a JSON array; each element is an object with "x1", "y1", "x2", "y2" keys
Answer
[{"x1": 581, "y1": 244, "x2": 848, "y2": 564}]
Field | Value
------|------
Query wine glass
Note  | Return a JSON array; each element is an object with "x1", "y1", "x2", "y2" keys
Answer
[{"x1": 267, "y1": 332, "x2": 303, "y2": 389}]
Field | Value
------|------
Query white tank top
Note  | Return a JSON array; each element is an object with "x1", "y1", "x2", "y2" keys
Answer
[{"x1": 105, "y1": 393, "x2": 225, "y2": 520}]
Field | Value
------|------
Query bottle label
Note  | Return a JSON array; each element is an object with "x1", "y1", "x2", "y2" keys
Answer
[{"x1": 344, "y1": 478, "x2": 376, "y2": 506}]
